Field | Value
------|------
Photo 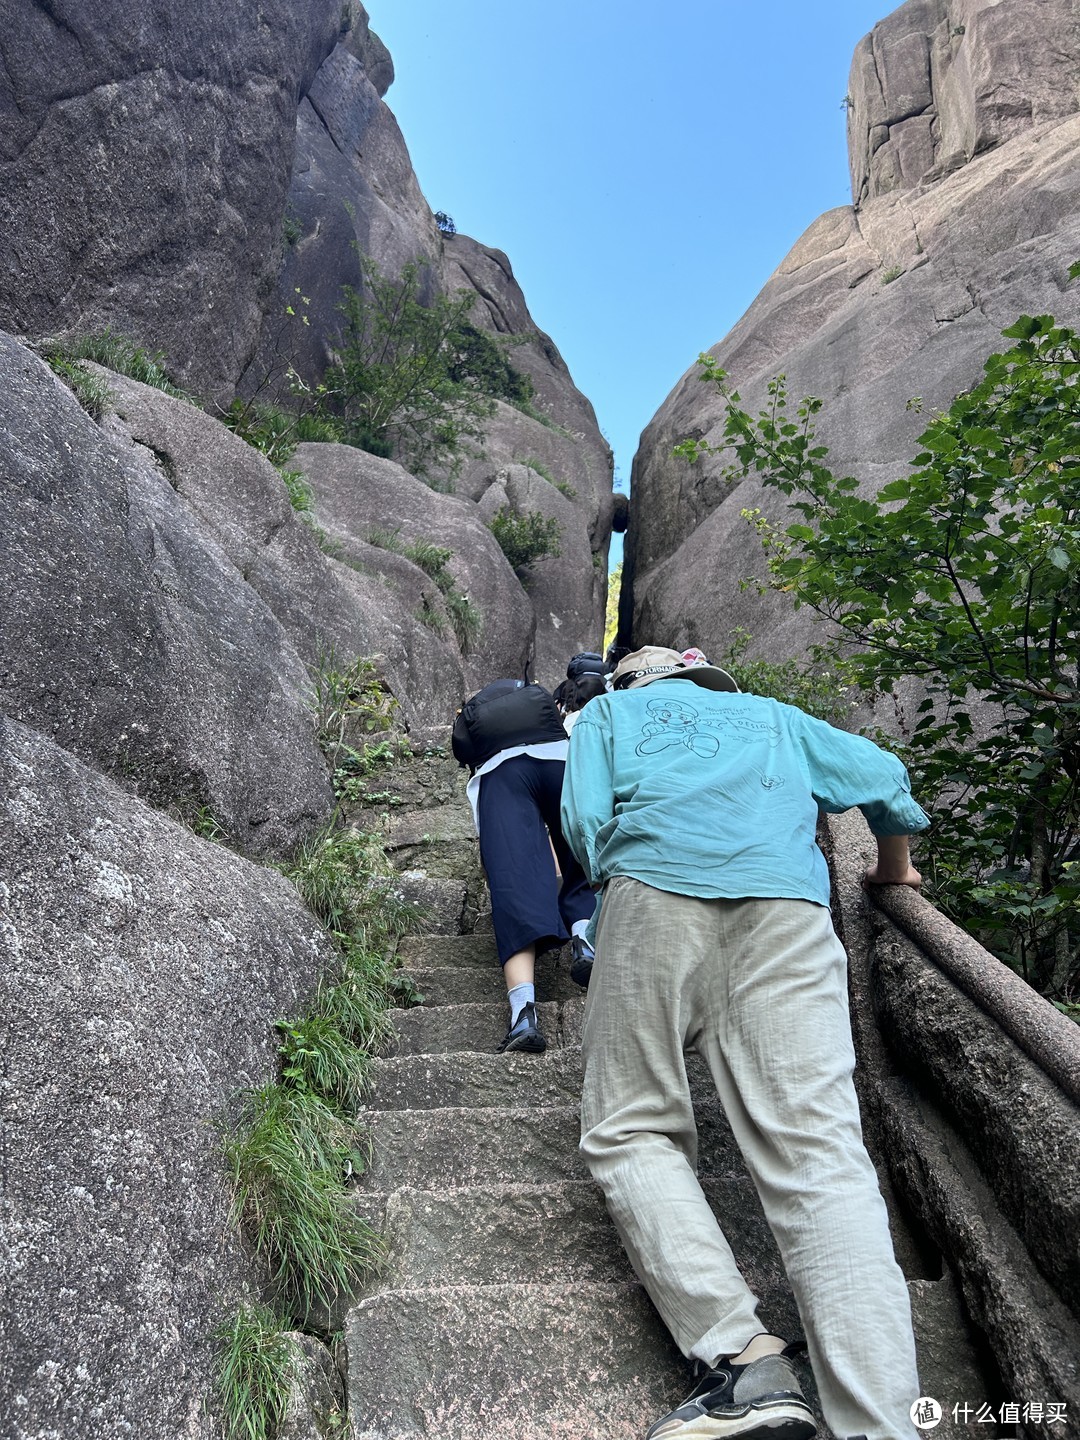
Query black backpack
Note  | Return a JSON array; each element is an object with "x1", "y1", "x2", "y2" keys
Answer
[
  {"x1": 451, "y1": 679, "x2": 566, "y2": 771},
  {"x1": 566, "y1": 651, "x2": 607, "y2": 680}
]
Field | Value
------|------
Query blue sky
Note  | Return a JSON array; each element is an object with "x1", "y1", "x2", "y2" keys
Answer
[{"x1": 371, "y1": 1, "x2": 891, "y2": 564}]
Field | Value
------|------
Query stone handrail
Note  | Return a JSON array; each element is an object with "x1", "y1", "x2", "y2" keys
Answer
[{"x1": 869, "y1": 882, "x2": 1080, "y2": 1107}]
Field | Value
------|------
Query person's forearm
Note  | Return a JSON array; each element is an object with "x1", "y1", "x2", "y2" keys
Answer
[{"x1": 864, "y1": 833, "x2": 921, "y2": 888}]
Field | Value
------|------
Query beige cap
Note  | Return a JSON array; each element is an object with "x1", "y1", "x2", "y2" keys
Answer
[{"x1": 609, "y1": 645, "x2": 740, "y2": 694}]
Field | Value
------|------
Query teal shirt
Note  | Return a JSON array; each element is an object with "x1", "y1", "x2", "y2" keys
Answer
[{"x1": 560, "y1": 681, "x2": 930, "y2": 908}]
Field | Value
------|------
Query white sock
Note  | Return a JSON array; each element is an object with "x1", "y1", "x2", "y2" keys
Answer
[
  {"x1": 571, "y1": 919, "x2": 590, "y2": 941},
  {"x1": 507, "y1": 983, "x2": 534, "y2": 1026}
]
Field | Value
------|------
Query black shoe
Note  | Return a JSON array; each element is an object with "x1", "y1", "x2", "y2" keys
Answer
[
  {"x1": 497, "y1": 1001, "x2": 546, "y2": 1054},
  {"x1": 645, "y1": 1353, "x2": 817, "y2": 1439},
  {"x1": 569, "y1": 934, "x2": 594, "y2": 989}
]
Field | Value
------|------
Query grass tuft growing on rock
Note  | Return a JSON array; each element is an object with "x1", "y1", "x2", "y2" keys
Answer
[
  {"x1": 224, "y1": 1084, "x2": 385, "y2": 1314},
  {"x1": 43, "y1": 352, "x2": 114, "y2": 420},
  {"x1": 215, "y1": 1303, "x2": 297, "y2": 1440}
]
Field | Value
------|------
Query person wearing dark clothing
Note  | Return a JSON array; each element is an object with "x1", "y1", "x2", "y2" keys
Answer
[{"x1": 456, "y1": 673, "x2": 597, "y2": 1053}]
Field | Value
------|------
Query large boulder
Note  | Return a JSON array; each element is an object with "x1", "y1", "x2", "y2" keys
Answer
[
  {"x1": 0, "y1": 714, "x2": 336, "y2": 1439},
  {"x1": 100, "y1": 367, "x2": 465, "y2": 729},
  {"x1": 294, "y1": 443, "x2": 536, "y2": 693},
  {"x1": 624, "y1": 0, "x2": 1080, "y2": 665},
  {"x1": 0, "y1": 333, "x2": 332, "y2": 856},
  {"x1": 0, "y1": 0, "x2": 342, "y2": 401}
]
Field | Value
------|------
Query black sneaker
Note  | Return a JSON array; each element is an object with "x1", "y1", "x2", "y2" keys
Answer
[
  {"x1": 645, "y1": 1353, "x2": 817, "y2": 1439},
  {"x1": 569, "y1": 934, "x2": 594, "y2": 988},
  {"x1": 497, "y1": 1001, "x2": 546, "y2": 1054}
]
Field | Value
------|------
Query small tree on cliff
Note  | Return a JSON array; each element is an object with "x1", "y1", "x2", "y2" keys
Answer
[
  {"x1": 323, "y1": 256, "x2": 532, "y2": 481},
  {"x1": 676, "y1": 306, "x2": 1080, "y2": 1005}
]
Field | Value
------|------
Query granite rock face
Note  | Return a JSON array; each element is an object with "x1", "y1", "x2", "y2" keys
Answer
[
  {"x1": 101, "y1": 368, "x2": 468, "y2": 728},
  {"x1": 252, "y1": 19, "x2": 614, "y2": 681},
  {"x1": 0, "y1": 333, "x2": 332, "y2": 856},
  {"x1": 849, "y1": 0, "x2": 1080, "y2": 204},
  {"x1": 0, "y1": 715, "x2": 336, "y2": 1440},
  {"x1": 0, "y1": 1, "x2": 613, "y2": 680},
  {"x1": 0, "y1": 0, "x2": 342, "y2": 402},
  {"x1": 624, "y1": 0, "x2": 1080, "y2": 664},
  {"x1": 294, "y1": 442, "x2": 537, "y2": 693}
]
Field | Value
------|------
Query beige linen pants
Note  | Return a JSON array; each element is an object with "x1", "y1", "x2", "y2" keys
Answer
[{"x1": 580, "y1": 877, "x2": 920, "y2": 1440}]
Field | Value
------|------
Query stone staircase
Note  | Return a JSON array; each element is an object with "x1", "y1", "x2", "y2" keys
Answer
[{"x1": 339, "y1": 746, "x2": 983, "y2": 1440}]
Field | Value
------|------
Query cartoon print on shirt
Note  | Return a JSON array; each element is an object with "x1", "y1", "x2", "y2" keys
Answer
[{"x1": 636, "y1": 697, "x2": 721, "y2": 758}]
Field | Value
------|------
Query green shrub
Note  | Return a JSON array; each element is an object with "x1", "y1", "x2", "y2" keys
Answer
[
  {"x1": 718, "y1": 629, "x2": 857, "y2": 726},
  {"x1": 676, "y1": 304, "x2": 1080, "y2": 1001},
  {"x1": 447, "y1": 323, "x2": 534, "y2": 406},
  {"x1": 488, "y1": 507, "x2": 562, "y2": 573},
  {"x1": 219, "y1": 398, "x2": 299, "y2": 467},
  {"x1": 322, "y1": 256, "x2": 495, "y2": 479}
]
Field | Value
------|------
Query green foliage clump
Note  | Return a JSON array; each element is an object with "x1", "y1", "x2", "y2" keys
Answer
[
  {"x1": 223, "y1": 1083, "x2": 385, "y2": 1315},
  {"x1": 215, "y1": 1303, "x2": 298, "y2": 1440},
  {"x1": 309, "y1": 650, "x2": 398, "y2": 775},
  {"x1": 447, "y1": 323, "x2": 534, "y2": 406},
  {"x1": 281, "y1": 824, "x2": 413, "y2": 949},
  {"x1": 718, "y1": 629, "x2": 857, "y2": 726},
  {"x1": 280, "y1": 469, "x2": 313, "y2": 513},
  {"x1": 676, "y1": 306, "x2": 1080, "y2": 1001},
  {"x1": 322, "y1": 256, "x2": 527, "y2": 479},
  {"x1": 488, "y1": 506, "x2": 562, "y2": 574},
  {"x1": 219, "y1": 398, "x2": 301, "y2": 469}
]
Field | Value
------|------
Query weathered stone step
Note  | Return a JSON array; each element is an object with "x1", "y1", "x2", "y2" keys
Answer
[
  {"x1": 397, "y1": 933, "x2": 500, "y2": 968},
  {"x1": 344, "y1": 1281, "x2": 688, "y2": 1440},
  {"x1": 366, "y1": 1178, "x2": 789, "y2": 1304},
  {"x1": 360, "y1": 1102, "x2": 745, "y2": 1191},
  {"x1": 397, "y1": 932, "x2": 572, "y2": 977},
  {"x1": 360, "y1": 1105, "x2": 587, "y2": 1188},
  {"x1": 387, "y1": 999, "x2": 583, "y2": 1056},
  {"x1": 366, "y1": 1048, "x2": 585, "y2": 1110},
  {"x1": 407, "y1": 964, "x2": 584, "y2": 1006},
  {"x1": 366, "y1": 1046, "x2": 725, "y2": 1111}
]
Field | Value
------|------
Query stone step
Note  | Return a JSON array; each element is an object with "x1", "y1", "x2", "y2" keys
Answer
[
  {"x1": 387, "y1": 999, "x2": 583, "y2": 1056},
  {"x1": 365, "y1": 1048, "x2": 585, "y2": 1110},
  {"x1": 359, "y1": 1102, "x2": 745, "y2": 1191},
  {"x1": 366, "y1": 1046, "x2": 723, "y2": 1111},
  {"x1": 365, "y1": 1178, "x2": 793, "y2": 1312},
  {"x1": 344, "y1": 1281, "x2": 689, "y2": 1440},
  {"x1": 397, "y1": 933, "x2": 499, "y2": 968},
  {"x1": 407, "y1": 964, "x2": 584, "y2": 1007},
  {"x1": 360, "y1": 1105, "x2": 587, "y2": 1189}
]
